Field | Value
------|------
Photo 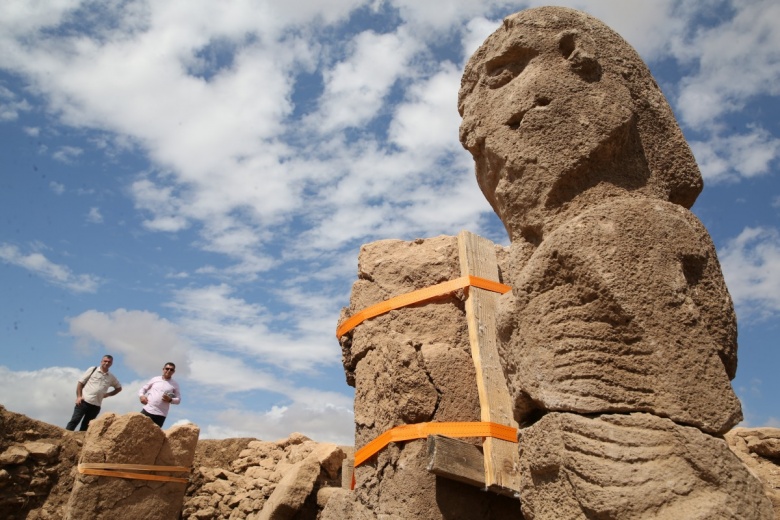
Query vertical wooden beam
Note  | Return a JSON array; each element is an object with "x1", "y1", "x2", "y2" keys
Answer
[
  {"x1": 457, "y1": 230, "x2": 521, "y2": 494},
  {"x1": 341, "y1": 448, "x2": 355, "y2": 489}
]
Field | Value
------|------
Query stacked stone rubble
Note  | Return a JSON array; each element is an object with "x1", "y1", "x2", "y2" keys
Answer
[
  {"x1": 0, "y1": 405, "x2": 83, "y2": 520},
  {"x1": 183, "y1": 432, "x2": 347, "y2": 520}
]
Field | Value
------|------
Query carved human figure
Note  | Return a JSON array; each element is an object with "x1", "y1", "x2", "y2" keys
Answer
[
  {"x1": 459, "y1": 7, "x2": 773, "y2": 518},
  {"x1": 459, "y1": 4, "x2": 739, "y2": 436}
]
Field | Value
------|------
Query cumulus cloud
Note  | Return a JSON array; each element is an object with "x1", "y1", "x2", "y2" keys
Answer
[
  {"x1": 0, "y1": 243, "x2": 101, "y2": 293},
  {"x1": 719, "y1": 227, "x2": 780, "y2": 321},
  {"x1": 168, "y1": 284, "x2": 338, "y2": 372},
  {"x1": 203, "y1": 397, "x2": 354, "y2": 444},
  {"x1": 388, "y1": 63, "x2": 462, "y2": 154},
  {"x1": 308, "y1": 27, "x2": 420, "y2": 133},
  {"x1": 49, "y1": 181, "x2": 65, "y2": 195},
  {"x1": 68, "y1": 309, "x2": 194, "y2": 375},
  {"x1": 52, "y1": 145, "x2": 83, "y2": 163},
  {"x1": 0, "y1": 84, "x2": 31, "y2": 121},
  {"x1": 690, "y1": 127, "x2": 780, "y2": 183},
  {"x1": 673, "y1": 0, "x2": 780, "y2": 128},
  {"x1": 87, "y1": 207, "x2": 103, "y2": 223}
]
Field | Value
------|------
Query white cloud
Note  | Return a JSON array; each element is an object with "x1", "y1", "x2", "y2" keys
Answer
[
  {"x1": 674, "y1": 0, "x2": 780, "y2": 128},
  {"x1": 719, "y1": 227, "x2": 780, "y2": 321},
  {"x1": 52, "y1": 145, "x2": 83, "y2": 163},
  {"x1": 0, "y1": 84, "x2": 31, "y2": 121},
  {"x1": 168, "y1": 284, "x2": 338, "y2": 372},
  {"x1": 461, "y1": 16, "x2": 504, "y2": 64},
  {"x1": 690, "y1": 127, "x2": 780, "y2": 183},
  {"x1": 188, "y1": 370, "x2": 357, "y2": 442},
  {"x1": 0, "y1": 0, "x2": 82, "y2": 40},
  {"x1": 68, "y1": 309, "x2": 194, "y2": 376},
  {"x1": 87, "y1": 207, "x2": 103, "y2": 223},
  {"x1": 560, "y1": 0, "x2": 681, "y2": 61},
  {"x1": 388, "y1": 62, "x2": 462, "y2": 155},
  {"x1": 187, "y1": 348, "x2": 290, "y2": 395},
  {"x1": 308, "y1": 27, "x2": 420, "y2": 133},
  {"x1": 0, "y1": 242, "x2": 101, "y2": 293},
  {"x1": 204, "y1": 396, "x2": 354, "y2": 444},
  {"x1": 49, "y1": 181, "x2": 65, "y2": 195},
  {"x1": 130, "y1": 178, "x2": 190, "y2": 232}
]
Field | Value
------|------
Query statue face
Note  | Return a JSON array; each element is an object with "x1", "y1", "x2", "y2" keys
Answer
[{"x1": 460, "y1": 23, "x2": 635, "y2": 240}]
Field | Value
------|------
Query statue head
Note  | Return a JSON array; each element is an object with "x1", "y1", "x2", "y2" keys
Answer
[{"x1": 459, "y1": 6, "x2": 702, "y2": 243}]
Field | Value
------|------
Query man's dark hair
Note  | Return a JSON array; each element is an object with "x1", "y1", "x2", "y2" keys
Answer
[
  {"x1": 103, "y1": 355, "x2": 113, "y2": 361},
  {"x1": 164, "y1": 362, "x2": 176, "y2": 369}
]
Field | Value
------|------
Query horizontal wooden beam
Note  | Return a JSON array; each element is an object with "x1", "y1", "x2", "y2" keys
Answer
[{"x1": 426, "y1": 435, "x2": 519, "y2": 498}]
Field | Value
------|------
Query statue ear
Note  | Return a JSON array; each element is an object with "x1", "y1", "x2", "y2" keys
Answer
[{"x1": 557, "y1": 30, "x2": 602, "y2": 81}]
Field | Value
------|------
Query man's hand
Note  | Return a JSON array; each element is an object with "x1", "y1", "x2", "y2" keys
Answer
[
  {"x1": 140, "y1": 395, "x2": 148, "y2": 405},
  {"x1": 162, "y1": 393, "x2": 172, "y2": 403},
  {"x1": 75, "y1": 396, "x2": 83, "y2": 406}
]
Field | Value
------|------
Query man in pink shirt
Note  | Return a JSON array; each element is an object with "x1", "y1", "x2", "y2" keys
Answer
[{"x1": 138, "y1": 362, "x2": 181, "y2": 427}]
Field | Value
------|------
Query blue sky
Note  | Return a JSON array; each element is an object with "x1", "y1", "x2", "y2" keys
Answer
[{"x1": 1, "y1": 0, "x2": 778, "y2": 444}]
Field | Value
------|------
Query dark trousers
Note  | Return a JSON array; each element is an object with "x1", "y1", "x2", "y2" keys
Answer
[
  {"x1": 66, "y1": 401, "x2": 101, "y2": 431},
  {"x1": 141, "y1": 409, "x2": 166, "y2": 427}
]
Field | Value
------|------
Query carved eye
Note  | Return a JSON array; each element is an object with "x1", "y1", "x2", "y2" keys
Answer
[{"x1": 484, "y1": 46, "x2": 538, "y2": 89}]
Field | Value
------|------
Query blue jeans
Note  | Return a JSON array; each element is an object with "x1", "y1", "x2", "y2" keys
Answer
[
  {"x1": 141, "y1": 408, "x2": 166, "y2": 427},
  {"x1": 66, "y1": 401, "x2": 101, "y2": 431}
]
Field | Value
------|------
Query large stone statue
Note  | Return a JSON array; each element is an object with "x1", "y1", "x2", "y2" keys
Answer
[{"x1": 459, "y1": 6, "x2": 773, "y2": 518}]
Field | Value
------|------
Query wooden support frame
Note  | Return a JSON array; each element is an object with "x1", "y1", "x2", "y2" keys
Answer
[
  {"x1": 427, "y1": 434, "x2": 485, "y2": 488},
  {"x1": 426, "y1": 434, "x2": 518, "y2": 498},
  {"x1": 447, "y1": 230, "x2": 521, "y2": 495}
]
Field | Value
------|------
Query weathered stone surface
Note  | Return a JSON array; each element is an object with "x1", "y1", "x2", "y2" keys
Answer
[
  {"x1": 519, "y1": 412, "x2": 774, "y2": 519},
  {"x1": 338, "y1": 236, "x2": 520, "y2": 519},
  {"x1": 0, "y1": 405, "x2": 83, "y2": 520},
  {"x1": 24, "y1": 441, "x2": 59, "y2": 461},
  {"x1": 316, "y1": 486, "x2": 340, "y2": 508},
  {"x1": 2, "y1": 403, "x2": 778, "y2": 519},
  {"x1": 310, "y1": 443, "x2": 343, "y2": 480},
  {"x1": 459, "y1": 7, "x2": 703, "y2": 244},
  {"x1": 454, "y1": 5, "x2": 769, "y2": 518},
  {"x1": 0, "y1": 446, "x2": 29, "y2": 465},
  {"x1": 726, "y1": 428, "x2": 780, "y2": 517},
  {"x1": 251, "y1": 455, "x2": 320, "y2": 520},
  {"x1": 184, "y1": 433, "x2": 347, "y2": 519},
  {"x1": 319, "y1": 488, "x2": 376, "y2": 520},
  {"x1": 66, "y1": 412, "x2": 199, "y2": 520},
  {"x1": 497, "y1": 197, "x2": 741, "y2": 434}
]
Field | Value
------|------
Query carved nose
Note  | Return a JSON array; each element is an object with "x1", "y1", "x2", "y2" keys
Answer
[{"x1": 505, "y1": 96, "x2": 552, "y2": 130}]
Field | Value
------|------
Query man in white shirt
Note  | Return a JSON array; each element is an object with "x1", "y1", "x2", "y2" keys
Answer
[
  {"x1": 65, "y1": 355, "x2": 122, "y2": 431},
  {"x1": 138, "y1": 362, "x2": 181, "y2": 427}
]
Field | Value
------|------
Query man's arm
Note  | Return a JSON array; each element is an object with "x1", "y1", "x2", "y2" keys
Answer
[
  {"x1": 105, "y1": 386, "x2": 122, "y2": 398},
  {"x1": 74, "y1": 381, "x2": 85, "y2": 405},
  {"x1": 138, "y1": 378, "x2": 153, "y2": 405},
  {"x1": 171, "y1": 381, "x2": 181, "y2": 405}
]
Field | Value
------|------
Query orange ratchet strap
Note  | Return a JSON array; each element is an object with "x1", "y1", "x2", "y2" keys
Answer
[
  {"x1": 354, "y1": 421, "x2": 518, "y2": 467},
  {"x1": 78, "y1": 463, "x2": 190, "y2": 484},
  {"x1": 336, "y1": 275, "x2": 511, "y2": 339}
]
